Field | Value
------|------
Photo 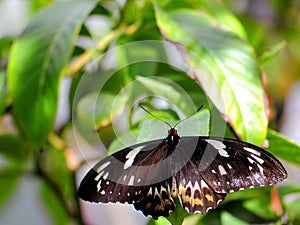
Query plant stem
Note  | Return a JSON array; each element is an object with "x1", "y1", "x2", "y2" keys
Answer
[{"x1": 65, "y1": 21, "x2": 140, "y2": 76}]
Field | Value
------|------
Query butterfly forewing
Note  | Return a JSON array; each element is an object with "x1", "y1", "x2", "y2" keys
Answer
[
  {"x1": 177, "y1": 137, "x2": 287, "y2": 193},
  {"x1": 78, "y1": 139, "x2": 175, "y2": 204}
]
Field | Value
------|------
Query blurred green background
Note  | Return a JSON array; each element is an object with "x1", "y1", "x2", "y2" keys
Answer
[{"x1": 1, "y1": 0, "x2": 300, "y2": 225}]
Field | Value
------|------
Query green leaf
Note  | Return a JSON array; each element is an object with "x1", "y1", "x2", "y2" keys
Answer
[
  {"x1": 260, "y1": 41, "x2": 287, "y2": 67},
  {"x1": 221, "y1": 211, "x2": 248, "y2": 225},
  {"x1": 0, "y1": 175, "x2": 19, "y2": 210},
  {"x1": 182, "y1": 214, "x2": 202, "y2": 225},
  {"x1": 0, "y1": 134, "x2": 24, "y2": 210},
  {"x1": 29, "y1": 0, "x2": 53, "y2": 13},
  {"x1": 0, "y1": 134, "x2": 24, "y2": 164},
  {"x1": 0, "y1": 71, "x2": 7, "y2": 115},
  {"x1": 154, "y1": 6, "x2": 267, "y2": 145},
  {"x1": 148, "y1": 216, "x2": 171, "y2": 225},
  {"x1": 279, "y1": 185, "x2": 300, "y2": 196},
  {"x1": 267, "y1": 129, "x2": 300, "y2": 166},
  {"x1": 40, "y1": 145, "x2": 75, "y2": 210},
  {"x1": 167, "y1": 197, "x2": 189, "y2": 225},
  {"x1": 136, "y1": 76, "x2": 201, "y2": 116},
  {"x1": 243, "y1": 198, "x2": 277, "y2": 219},
  {"x1": 183, "y1": 0, "x2": 247, "y2": 39},
  {"x1": 40, "y1": 178, "x2": 70, "y2": 225},
  {"x1": 77, "y1": 92, "x2": 129, "y2": 130},
  {"x1": 7, "y1": 0, "x2": 97, "y2": 147}
]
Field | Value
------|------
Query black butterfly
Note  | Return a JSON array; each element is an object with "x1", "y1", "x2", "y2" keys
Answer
[{"x1": 78, "y1": 127, "x2": 287, "y2": 219}]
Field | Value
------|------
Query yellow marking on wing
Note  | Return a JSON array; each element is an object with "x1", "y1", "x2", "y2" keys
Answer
[
  {"x1": 154, "y1": 199, "x2": 173, "y2": 211},
  {"x1": 192, "y1": 198, "x2": 203, "y2": 207},
  {"x1": 145, "y1": 202, "x2": 152, "y2": 209},
  {"x1": 179, "y1": 187, "x2": 185, "y2": 196},
  {"x1": 182, "y1": 195, "x2": 204, "y2": 207},
  {"x1": 171, "y1": 190, "x2": 178, "y2": 197},
  {"x1": 205, "y1": 194, "x2": 213, "y2": 202},
  {"x1": 164, "y1": 199, "x2": 173, "y2": 206},
  {"x1": 182, "y1": 195, "x2": 191, "y2": 204},
  {"x1": 155, "y1": 203, "x2": 164, "y2": 211}
]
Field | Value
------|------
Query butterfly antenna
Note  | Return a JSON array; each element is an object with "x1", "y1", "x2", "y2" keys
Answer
[
  {"x1": 139, "y1": 105, "x2": 173, "y2": 128},
  {"x1": 173, "y1": 105, "x2": 204, "y2": 128}
]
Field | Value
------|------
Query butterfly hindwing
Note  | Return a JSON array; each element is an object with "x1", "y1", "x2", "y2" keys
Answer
[
  {"x1": 133, "y1": 179, "x2": 175, "y2": 219},
  {"x1": 173, "y1": 163, "x2": 227, "y2": 214}
]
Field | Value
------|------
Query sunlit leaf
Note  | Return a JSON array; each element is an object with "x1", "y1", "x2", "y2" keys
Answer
[
  {"x1": 7, "y1": 0, "x2": 97, "y2": 146},
  {"x1": 147, "y1": 216, "x2": 171, "y2": 225},
  {"x1": 221, "y1": 211, "x2": 248, "y2": 225},
  {"x1": 183, "y1": 0, "x2": 247, "y2": 39},
  {"x1": 29, "y1": 0, "x2": 53, "y2": 12},
  {"x1": 154, "y1": 6, "x2": 267, "y2": 145}
]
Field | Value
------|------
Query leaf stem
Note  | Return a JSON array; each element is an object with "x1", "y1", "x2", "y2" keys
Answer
[{"x1": 65, "y1": 21, "x2": 140, "y2": 75}]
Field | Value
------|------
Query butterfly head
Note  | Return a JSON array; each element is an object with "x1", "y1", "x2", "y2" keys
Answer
[{"x1": 166, "y1": 128, "x2": 180, "y2": 146}]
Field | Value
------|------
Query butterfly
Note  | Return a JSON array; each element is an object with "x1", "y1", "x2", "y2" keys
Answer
[{"x1": 78, "y1": 127, "x2": 287, "y2": 219}]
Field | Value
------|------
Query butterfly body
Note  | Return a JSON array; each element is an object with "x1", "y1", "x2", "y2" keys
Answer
[{"x1": 78, "y1": 128, "x2": 287, "y2": 219}]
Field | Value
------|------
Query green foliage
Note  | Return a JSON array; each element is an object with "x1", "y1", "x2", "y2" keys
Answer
[
  {"x1": 7, "y1": 0, "x2": 98, "y2": 147},
  {"x1": 1, "y1": 0, "x2": 300, "y2": 225}
]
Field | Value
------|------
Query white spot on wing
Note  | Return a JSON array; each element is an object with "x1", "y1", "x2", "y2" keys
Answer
[
  {"x1": 154, "y1": 187, "x2": 160, "y2": 197},
  {"x1": 103, "y1": 172, "x2": 109, "y2": 180},
  {"x1": 206, "y1": 207, "x2": 212, "y2": 212},
  {"x1": 124, "y1": 146, "x2": 144, "y2": 169},
  {"x1": 254, "y1": 173, "x2": 261, "y2": 180},
  {"x1": 206, "y1": 139, "x2": 229, "y2": 157},
  {"x1": 257, "y1": 164, "x2": 264, "y2": 174},
  {"x1": 128, "y1": 175, "x2": 135, "y2": 185},
  {"x1": 244, "y1": 147, "x2": 261, "y2": 156},
  {"x1": 218, "y1": 165, "x2": 227, "y2": 175},
  {"x1": 97, "y1": 180, "x2": 102, "y2": 192},
  {"x1": 201, "y1": 179, "x2": 208, "y2": 188},
  {"x1": 251, "y1": 154, "x2": 264, "y2": 164},
  {"x1": 94, "y1": 173, "x2": 102, "y2": 181},
  {"x1": 194, "y1": 181, "x2": 200, "y2": 191},
  {"x1": 96, "y1": 161, "x2": 111, "y2": 173},
  {"x1": 247, "y1": 157, "x2": 255, "y2": 164},
  {"x1": 147, "y1": 187, "x2": 152, "y2": 196}
]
